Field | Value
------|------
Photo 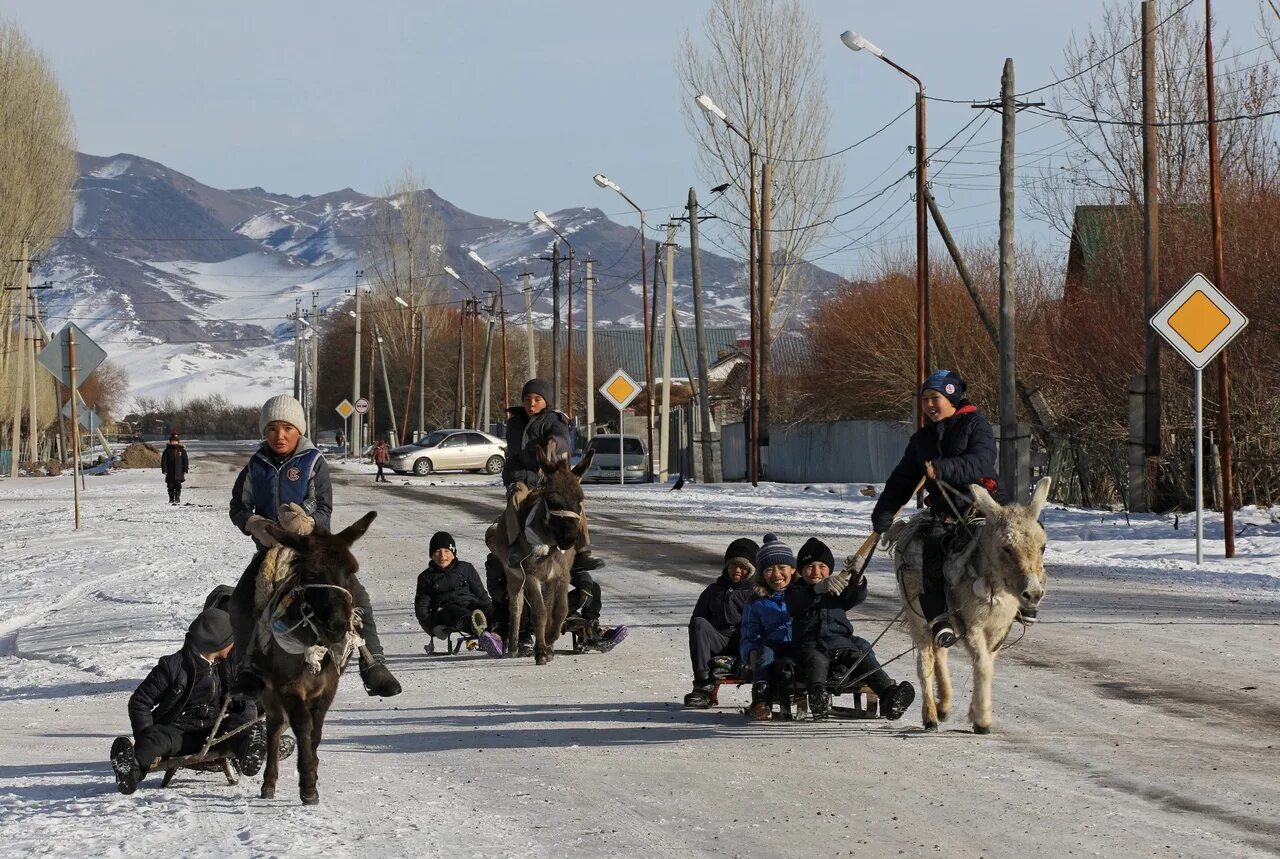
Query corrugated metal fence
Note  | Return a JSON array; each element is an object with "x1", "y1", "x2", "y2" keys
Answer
[{"x1": 720, "y1": 420, "x2": 910, "y2": 484}]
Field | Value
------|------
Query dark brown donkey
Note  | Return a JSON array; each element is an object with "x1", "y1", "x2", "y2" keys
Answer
[
  {"x1": 254, "y1": 511, "x2": 376, "y2": 804},
  {"x1": 485, "y1": 441, "x2": 593, "y2": 665}
]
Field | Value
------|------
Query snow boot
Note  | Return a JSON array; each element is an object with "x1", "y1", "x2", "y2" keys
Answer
[
  {"x1": 808, "y1": 687, "x2": 832, "y2": 721},
  {"x1": 360, "y1": 655, "x2": 402, "y2": 697},
  {"x1": 879, "y1": 681, "x2": 916, "y2": 721},
  {"x1": 571, "y1": 549, "x2": 605, "y2": 573},
  {"x1": 470, "y1": 609, "x2": 488, "y2": 638},
  {"x1": 748, "y1": 682, "x2": 772, "y2": 722},
  {"x1": 590, "y1": 624, "x2": 628, "y2": 653},
  {"x1": 110, "y1": 736, "x2": 142, "y2": 795},
  {"x1": 278, "y1": 734, "x2": 297, "y2": 762},
  {"x1": 708, "y1": 655, "x2": 737, "y2": 679},
  {"x1": 683, "y1": 683, "x2": 715, "y2": 709},
  {"x1": 477, "y1": 630, "x2": 505, "y2": 658},
  {"x1": 236, "y1": 720, "x2": 269, "y2": 777}
]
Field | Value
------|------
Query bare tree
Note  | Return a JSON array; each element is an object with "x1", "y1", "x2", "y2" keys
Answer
[
  {"x1": 677, "y1": 0, "x2": 844, "y2": 327},
  {"x1": 1028, "y1": 0, "x2": 1279, "y2": 235}
]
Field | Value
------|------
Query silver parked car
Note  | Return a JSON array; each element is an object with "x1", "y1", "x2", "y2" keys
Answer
[
  {"x1": 388, "y1": 429, "x2": 506, "y2": 476},
  {"x1": 580, "y1": 434, "x2": 648, "y2": 483}
]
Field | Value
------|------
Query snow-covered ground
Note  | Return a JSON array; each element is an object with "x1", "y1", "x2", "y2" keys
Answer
[{"x1": 1, "y1": 454, "x2": 1278, "y2": 857}]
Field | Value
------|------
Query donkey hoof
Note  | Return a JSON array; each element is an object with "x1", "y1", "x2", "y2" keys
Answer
[
  {"x1": 301, "y1": 792, "x2": 320, "y2": 805},
  {"x1": 535, "y1": 654, "x2": 551, "y2": 666},
  {"x1": 973, "y1": 724, "x2": 991, "y2": 735},
  {"x1": 261, "y1": 785, "x2": 275, "y2": 800},
  {"x1": 923, "y1": 720, "x2": 939, "y2": 732},
  {"x1": 937, "y1": 709, "x2": 950, "y2": 722}
]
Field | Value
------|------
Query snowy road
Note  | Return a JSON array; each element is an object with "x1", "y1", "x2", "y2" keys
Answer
[{"x1": 1, "y1": 451, "x2": 1278, "y2": 858}]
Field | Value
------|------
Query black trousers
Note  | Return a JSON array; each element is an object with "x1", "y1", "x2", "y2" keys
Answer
[
  {"x1": 567, "y1": 568, "x2": 601, "y2": 622},
  {"x1": 229, "y1": 555, "x2": 383, "y2": 671},
  {"x1": 688, "y1": 618, "x2": 737, "y2": 684},
  {"x1": 829, "y1": 641, "x2": 895, "y2": 696},
  {"x1": 133, "y1": 710, "x2": 255, "y2": 773},
  {"x1": 375, "y1": 463, "x2": 386, "y2": 481},
  {"x1": 920, "y1": 519, "x2": 953, "y2": 624},
  {"x1": 485, "y1": 553, "x2": 531, "y2": 640},
  {"x1": 424, "y1": 606, "x2": 484, "y2": 636},
  {"x1": 166, "y1": 480, "x2": 183, "y2": 503}
]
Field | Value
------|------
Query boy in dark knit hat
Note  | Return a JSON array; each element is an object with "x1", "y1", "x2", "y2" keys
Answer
[
  {"x1": 228, "y1": 394, "x2": 401, "y2": 698},
  {"x1": 683, "y1": 537, "x2": 758, "y2": 708},
  {"x1": 738, "y1": 534, "x2": 800, "y2": 721},
  {"x1": 110, "y1": 608, "x2": 267, "y2": 795},
  {"x1": 789, "y1": 537, "x2": 915, "y2": 721},
  {"x1": 415, "y1": 531, "x2": 503, "y2": 657},
  {"x1": 871, "y1": 369, "x2": 1003, "y2": 649},
  {"x1": 160, "y1": 432, "x2": 189, "y2": 504}
]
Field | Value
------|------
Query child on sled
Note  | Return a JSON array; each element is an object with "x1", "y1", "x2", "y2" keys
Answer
[
  {"x1": 110, "y1": 608, "x2": 267, "y2": 794},
  {"x1": 738, "y1": 535, "x2": 802, "y2": 721},
  {"x1": 415, "y1": 531, "x2": 504, "y2": 657},
  {"x1": 684, "y1": 537, "x2": 758, "y2": 708}
]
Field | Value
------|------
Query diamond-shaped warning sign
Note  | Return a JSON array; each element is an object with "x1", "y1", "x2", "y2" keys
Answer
[
  {"x1": 599, "y1": 368, "x2": 642, "y2": 411},
  {"x1": 1151, "y1": 273, "x2": 1248, "y2": 369},
  {"x1": 335, "y1": 399, "x2": 355, "y2": 419}
]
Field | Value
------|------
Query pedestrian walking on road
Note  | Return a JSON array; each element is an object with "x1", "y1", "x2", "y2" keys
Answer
[
  {"x1": 160, "y1": 432, "x2": 189, "y2": 504},
  {"x1": 373, "y1": 439, "x2": 390, "y2": 482}
]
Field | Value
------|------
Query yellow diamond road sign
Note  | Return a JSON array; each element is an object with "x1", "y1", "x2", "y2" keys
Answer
[
  {"x1": 600, "y1": 368, "x2": 642, "y2": 410},
  {"x1": 1151, "y1": 273, "x2": 1247, "y2": 370},
  {"x1": 335, "y1": 399, "x2": 355, "y2": 419}
]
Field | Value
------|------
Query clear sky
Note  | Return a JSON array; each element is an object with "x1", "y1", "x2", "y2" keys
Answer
[{"x1": 8, "y1": 0, "x2": 1269, "y2": 277}]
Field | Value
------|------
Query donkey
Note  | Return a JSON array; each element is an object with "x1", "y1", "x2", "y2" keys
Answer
[
  {"x1": 252, "y1": 511, "x2": 376, "y2": 804},
  {"x1": 485, "y1": 441, "x2": 593, "y2": 665},
  {"x1": 891, "y1": 477, "x2": 1050, "y2": 734}
]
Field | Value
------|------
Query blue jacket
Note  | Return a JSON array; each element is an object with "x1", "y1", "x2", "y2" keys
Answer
[
  {"x1": 229, "y1": 438, "x2": 332, "y2": 544},
  {"x1": 872, "y1": 404, "x2": 1004, "y2": 533},
  {"x1": 739, "y1": 588, "x2": 794, "y2": 663}
]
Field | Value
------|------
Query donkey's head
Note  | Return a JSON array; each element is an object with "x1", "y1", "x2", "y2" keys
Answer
[
  {"x1": 970, "y1": 477, "x2": 1051, "y2": 621},
  {"x1": 536, "y1": 440, "x2": 594, "y2": 551},
  {"x1": 266, "y1": 511, "x2": 377, "y2": 644}
]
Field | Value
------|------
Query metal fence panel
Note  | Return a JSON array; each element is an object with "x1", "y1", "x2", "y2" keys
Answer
[{"x1": 719, "y1": 420, "x2": 909, "y2": 484}]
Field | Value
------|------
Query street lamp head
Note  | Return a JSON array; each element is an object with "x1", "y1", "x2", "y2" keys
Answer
[
  {"x1": 840, "y1": 30, "x2": 884, "y2": 57},
  {"x1": 695, "y1": 93, "x2": 728, "y2": 122},
  {"x1": 394, "y1": 295, "x2": 409, "y2": 308},
  {"x1": 466, "y1": 249, "x2": 487, "y2": 267},
  {"x1": 348, "y1": 311, "x2": 357, "y2": 318},
  {"x1": 444, "y1": 265, "x2": 461, "y2": 281},
  {"x1": 533, "y1": 210, "x2": 555, "y2": 230},
  {"x1": 593, "y1": 173, "x2": 620, "y2": 192}
]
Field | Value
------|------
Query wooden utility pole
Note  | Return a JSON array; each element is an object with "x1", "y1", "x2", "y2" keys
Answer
[
  {"x1": 566, "y1": 246, "x2": 574, "y2": 419},
  {"x1": 758, "y1": 160, "x2": 773, "y2": 461},
  {"x1": 401, "y1": 308, "x2": 418, "y2": 444},
  {"x1": 747, "y1": 153, "x2": 760, "y2": 487},
  {"x1": 293, "y1": 298, "x2": 302, "y2": 401},
  {"x1": 9, "y1": 241, "x2": 30, "y2": 476},
  {"x1": 498, "y1": 279, "x2": 509, "y2": 410},
  {"x1": 480, "y1": 294, "x2": 497, "y2": 430},
  {"x1": 368, "y1": 330, "x2": 378, "y2": 442},
  {"x1": 1205, "y1": 0, "x2": 1235, "y2": 557},
  {"x1": 585, "y1": 259, "x2": 595, "y2": 439},
  {"x1": 418, "y1": 311, "x2": 426, "y2": 436},
  {"x1": 688, "y1": 188, "x2": 716, "y2": 483},
  {"x1": 550, "y1": 245, "x2": 561, "y2": 412},
  {"x1": 375, "y1": 325, "x2": 399, "y2": 443},
  {"x1": 658, "y1": 223, "x2": 678, "y2": 482},
  {"x1": 456, "y1": 302, "x2": 467, "y2": 427},
  {"x1": 351, "y1": 272, "x2": 363, "y2": 456},
  {"x1": 1142, "y1": 0, "x2": 1162, "y2": 477},
  {"x1": 521, "y1": 272, "x2": 536, "y2": 379},
  {"x1": 469, "y1": 298, "x2": 478, "y2": 428},
  {"x1": 648, "y1": 242, "x2": 661, "y2": 480},
  {"x1": 997, "y1": 58, "x2": 1025, "y2": 503},
  {"x1": 23, "y1": 241, "x2": 39, "y2": 463}
]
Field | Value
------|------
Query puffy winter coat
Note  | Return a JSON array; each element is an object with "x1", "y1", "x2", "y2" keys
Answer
[
  {"x1": 127, "y1": 643, "x2": 242, "y2": 735},
  {"x1": 871, "y1": 404, "x2": 1005, "y2": 533},
  {"x1": 788, "y1": 577, "x2": 869, "y2": 652},
  {"x1": 229, "y1": 438, "x2": 332, "y2": 543},
  {"x1": 414, "y1": 559, "x2": 493, "y2": 630},
  {"x1": 160, "y1": 445, "x2": 189, "y2": 483},
  {"x1": 690, "y1": 571, "x2": 754, "y2": 636},
  {"x1": 739, "y1": 588, "x2": 795, "y2": 663},
  {"x1": 502, "y1": 406, "x2": 573, "y2": 487}
]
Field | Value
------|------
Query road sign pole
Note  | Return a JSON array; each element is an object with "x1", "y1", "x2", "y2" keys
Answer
[
  {"x1": 619, "y1": 404, "x2": 625, "y2": 487},
  {"x1": 68, "y1": 328, "x2": 81, "y2": 529},
  {"x1": 1194, "y1": 367, "x2": 1203, "y2": 566}
]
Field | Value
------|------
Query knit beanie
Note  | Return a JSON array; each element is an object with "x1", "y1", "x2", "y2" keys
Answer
[
  {"x1": 187, "y1": 607, "x2": 233, "y2": 652},
  {"x1": 756, "y1": 533, "x2": 796, "y2": 570},
  {"x1": 796, "y1": 537, "x2": 835, "y2": 572},
  {"x1": 920, "y1": 369, "x2": 967, "y2": 406},
  {"x1": 169, "y1": 432, "x2": 180, "y2": 443},
  {"x1": 521, "y1": 378, "x2": 553, "y2": 404},
  {"x1": 259, "y1": 394, "x2": 307, "y2": 436},
  {"x1": 723, "y1": 537, "x2": 759, "y2": 572},
  {"x1": 429, "y1": 531, "x2": 456, "y2": 556}
]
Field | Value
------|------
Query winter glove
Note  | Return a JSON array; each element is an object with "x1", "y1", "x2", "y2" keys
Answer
[
  {"x1": 814, "y1": 569, "x2": 851, "y2": 595},
  {"x1": 277, "y1": 502, "x2": 315, "y2": 536},
  {"x1": 244, "y1": 514, "x2": 278, "y2": 547}
]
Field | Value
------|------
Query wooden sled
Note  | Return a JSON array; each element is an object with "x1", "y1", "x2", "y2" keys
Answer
[{"x1": 151, "y1": 699, "x2": 263, "y2": 788}]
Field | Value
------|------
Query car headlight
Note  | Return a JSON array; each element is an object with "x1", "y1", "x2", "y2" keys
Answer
[{"x1": 625, "y1": 464, "x2": 643, "y2": 471}]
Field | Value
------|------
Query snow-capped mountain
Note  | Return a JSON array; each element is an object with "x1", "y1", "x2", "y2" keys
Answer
[{"x1": 39, "y1": 152, "x2": 842, "y2": 406}]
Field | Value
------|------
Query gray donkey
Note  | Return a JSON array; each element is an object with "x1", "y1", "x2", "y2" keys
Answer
[
  {"x1": 890, "y1": 476, "x2": 1051, "y2": 734},
  {"x1": 485, "y1": 440, "x2": 594, "y2": 665}
]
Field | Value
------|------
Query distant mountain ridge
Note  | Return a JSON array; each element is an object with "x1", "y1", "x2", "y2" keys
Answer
[{"x1": 38, "y1": 152, "x2": 844, "y2": 405}]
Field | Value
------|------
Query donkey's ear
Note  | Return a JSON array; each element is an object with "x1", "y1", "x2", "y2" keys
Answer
[
  {"x1": 1027, "y1": 476, "x2": 1052, "y2": 520},
  {"x1": 538, "y1": 439, "x2": 559, "y2": 472},
  {"x1": 969, "y1": 483, "x2": 1003, "y2": 518},
  {"x1": 269, "y1": 524, "x2": 310, "y2": 552},
  {"x1": 336, "y1": 511, "x2": 377, "y2": 546},
  {"x1": 572, "y1": 448, "x2": 595, "y2": 477}
]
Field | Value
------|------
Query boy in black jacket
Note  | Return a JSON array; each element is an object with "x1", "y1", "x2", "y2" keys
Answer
[
  {"x1": 110, "y1": 608, "x2": 267, "y2": 794},
  {"x1": 160, "y1": 432, "x2": 189, "y2": 504},
  {"x1": 870, "y1": 369, "x2": 1003, "y2": 649},
  {"x1": 683, "y1": 537, "x2": 758, "y2": 708},
  {"x1": 789, "y1": 538, "x2": 915, "y2": 721},
  {"x1": 415, "y1": 532, "x2": 504, "y2": 657}
]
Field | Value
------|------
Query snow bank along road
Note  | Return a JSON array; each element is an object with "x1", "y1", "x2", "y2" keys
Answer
[{"x1": 0, "y1": 449, "x2": 1277, "y2": 858}]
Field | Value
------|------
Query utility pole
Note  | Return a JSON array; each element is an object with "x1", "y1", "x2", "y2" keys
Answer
[
  {"x1": 565, "y1": 245, "x2": 574, "y2": 420},
  {"x1": 1205, "y1": 0, "x2": 1235, "y2": 557},
  {"x1": 522, "y1": 272, "x2": 536, "y2": 379},
  {"x1": 293, "y1": 297, "x2": 301, "y2": 401},
  {"x1": 648, "y1": 242, "x2": 661, "y2": 481},
  {"x1": 9, "y1": 241, "x2": 30, "y2": 476},
  {"x1": 499, "y1": 277, "x2": 509, "y2": 409},
  {"x1": 688, "y1": 188, "x2": 716, "y2": 483},
  {"x1": 23, "y1": 242, "x2": 39, "y2": 463},
  {"x1": 309, "y1": 291, "x2": 319, "y2": 436},
  {"x1": 469, "y1": 298, "x2": 478, "y2": 428},
  {"x1": 456, "y1": 301, "x2": 468, "y2": 428},
  {"x1": 585, "y1": 258, "x2": 595, "y2": 439},
  {"x1": 747, "y1": 152, "x2": 760, "y2": 487},
  {"x1": 418, "y1": 311, "x2": 426, "y2": 437},
  {"x1": 997, "y1": 58, "x2": 1025, "y2": 504},
  {"x1": 658, "y1": 223, "x2": 678, "y2": 482},
  {"x1": 1142, "y1": 0, "x2": 1162, "y2": 510},
  {"x1": 368, "y1": 329, "x2": 378, "y2": 443},
  {"x1": 400, "y1": 307, "x2": 418, "y2": 445},
  {"x1": 375, "y1": 325, "x2": 398, "y2": 443},
  {"x1": 550, "y1": 244, "x2": 561, "y2": 412},
  {"x1": 351, "y1": 270, "x2": 363, "y2": 457},
  {"x1": 480, "y1": 293, "x2": 497, "y2": 430},
  {"x1": 758, "y1": 160, "x2": 773, "y2": 464}
]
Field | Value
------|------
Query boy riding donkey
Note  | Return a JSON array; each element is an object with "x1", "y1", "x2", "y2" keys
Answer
[{"x1": 486, "y1": 378, "x2": 626, "y2": 652}]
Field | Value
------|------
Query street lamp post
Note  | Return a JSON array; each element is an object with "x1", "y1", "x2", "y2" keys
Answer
[
  {"x1": 593, "y1": 173, "x2": 654, "y2": 481},
  {"x1": 346, "y1": 269, "x2": 365, "y2": 457},
  {"x1": 534, "y1": 211, "x2": 575, "y2": 420},
  {"x1": 842, "y1": 29, "x2": 929, "y2": 424},
  {"x1": 468, "y1": 250, "x2": 511, "y2": 409},
  {"x1": 444, "y1": 265, "x2": 478, "y2": 428},
  {"x1": 695, "y1": 93, "x2": 761, "y2": 486}
]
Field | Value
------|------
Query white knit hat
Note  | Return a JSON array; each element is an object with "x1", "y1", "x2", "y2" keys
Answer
[{"x1": 259, "y1": 394, "x2": 307, "y2": 436}]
